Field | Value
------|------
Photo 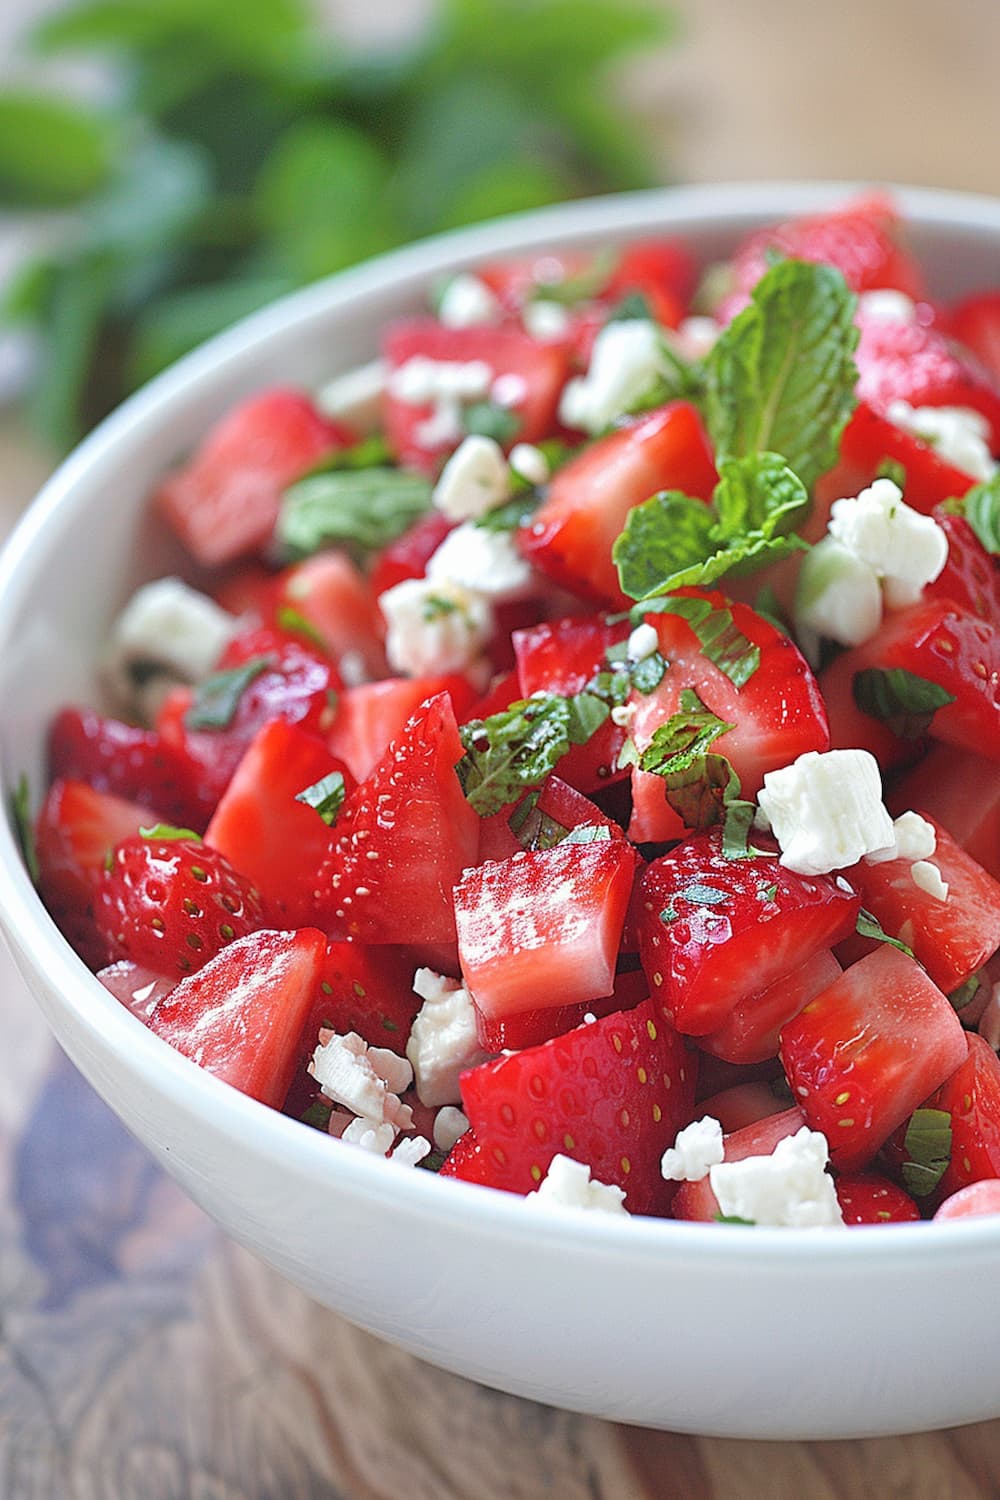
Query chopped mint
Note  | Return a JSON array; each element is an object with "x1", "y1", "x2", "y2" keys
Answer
[
  {"x1": 295, "y1": 770, "x2": 347, "y2": 826},
  {"x1": 959, "y1": 473, "x2": 1000, "y2": 555},
  {"x1": 185, "y1": 656, "x2": 271, "y2": 730},
  {"x1": 300, "y1": 433, "x2": 393, "y2": 477},
  {"x1": 639, "y1": 688, "x2": 751, "y2": 837},
  {"x1": 458, "y1": 692, "x2": 610, "y2": 818},
  {"x1": 274, "y1": 605, "x2": 327, "y2": 652},
  {"x1": 508, "y1": 792, "x2": 570, "y2": 852},
  {"x1": 638, "y1": 595, "x2": 761, "y2": 688},
  {"x1": 949, "y1": 972, "x2": 984, "y2": 1012},
  {"x1": 714, "y1": 1213, "x2": 756, "y2": 1225},
  {"x1": 856, "y1": 908, "x2": 915, "y2": 959},
  {"x1": 852, "y1": 667, "x2": 956, "y2": 741},
  {"x1": 462, "y1": 400, "x2": 521, "y2": 445},
  {"x1": 278, "y1": 467, "x2": 432, "y2": 559},
  {"x1": 901, "y1": 1107, "x2": 952, "y2": 1197},
  {"x1": 139, "y1": 823, "x2": 201, "y2": 842}
]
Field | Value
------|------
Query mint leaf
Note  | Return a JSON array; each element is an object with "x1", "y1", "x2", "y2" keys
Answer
[
  {"x1": 714, "y1": 1213, "x2": 756, "y2": 1225},
  {"x1": 856, "y1": 908, "x2": 915, "y2": 959},
  {"x1": 721, "y1": 798, "x2": 761, "y2": 860},
  {"x1": 639, "y1": 688, "x2": 747, "y2": 834},
  {"x1": 9, "y1": 774, "x2": 39, "y2": 884},
  {"x1": 278, "y1": 468, "x2": 432, "y2": 559},
  {"x1": 640, "y1": 596, "x2": 761, "y2": 688},
  {"x1": 476, "y1": 491, "x2": 541, "y2": 533},
  {"x1": 704, "y1": 258, "x2": 859, "y2": 490},
  {"x1": 949, "y1": 971, "x2": 984, "y2": 1012},
  {"x1": 139, "y1": 823, "x2": 202, "y2": 842},
  {"x1": 186, "y1": 657, "x2": 271, "y2": 731},
  {"x1": 901, "y1": 1108, "x2": 952, "y2": 1198},
  {"x1": 613, "y1": 491, "x2": 718, "y2": 599},
  {"x1": 852, "y1": 668, "x2": 956, "y2": 740},
  {"x1": 639, "y1": 689, "x2": 734, "y2": 776},
  {"x1": 961, "y1": 474, "x2": 1000, "y2": 555},
  {"x1": 462, "y1": 400, "x2": 522, "y2": 445},
  {"x1": 458, "y1": 693, "x2": 608, "y2": 817},
  {"x1": 274, "y1": 606, "x2": 327, "y2": 653},
  {"x1": 712, "y1": 452, "x2": 809, "y2": 540},
  {"x1": 301, "y1": 434, "x2": 393, "y2": 477},
  {"x1": 295, "y1": 771, "x2": 346, "y2": 827},
  {"x1": 508, "y1": 792, "x2": 570, "y2": 852}
]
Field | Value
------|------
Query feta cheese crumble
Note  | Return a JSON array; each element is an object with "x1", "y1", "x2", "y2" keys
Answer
[
  {"x1": 104, "y1": 577, "x2": 239, "y2": 721},
  {"x1": 661, "y1": 1116, "x2": 725, "y2": 1183},
  {"x1": 437, "y1": 272, "x2": 501, "y2": 329},
  {"x1": 432, "y1": 434, "x2": 511, "y2": 521},
  {"x1": 756, "y1": 749, "x2": 895, "y2": 875},
  {"x1": 341, "y1": 1116, "x2": 398, "y2": 1154},
  {"x1": 828, "y1": 479, "x2": 949, "y2": 610},
  {"x1": 523, "y1": 298, "x2": 572, "y2": 341},
  {"x1": 793, "y1": 536, "x2": 883, "y2": 648},
  {"x1": 627, "y1": 622, "x2": 660, "y2": 663},
  {"x1": 911, "y1": 859, "x2": 950, "y2": 902},
  {"x1": 380, "y1": 576, "x2": 493, "y2": 678},
  {"x1": 388, "y1": 356, "x2": 493, "y2": 450},
  {"x1": 390, "y1": 1134, "x2": 433, "y2": 1167},
  {"x1": 524, "y1": 1154, "x2": 629, "y2": 1215},
  {"x1": 558, "y1": 319, "x2": 666, "y2": 434},
  {"x1": 857, "y1": 289, "x2": 918, "y2": 323},
  {"x1": 864, "y1": 810, "x2": 937, "y2": 865},
  {"x1": 316, "y1": 358, "x2": 386, "y2": 432},
  {"x1": 309, "y1": 1031, "x2": 414, "y2": 1130},
  {"x1": 709, "y1": 1127, "x2": 844, "y2": 1228},
  {"x1": 406, "y1": 968, "x2": 488, "y2": 1107},
  {"x1": 432, "y1": 1105, "x2": 470, "y2": 1154},
  {"x1": 427, "y1": 521, "x2": 533, "y2": 601},
  {"x1": 887, "y1": 400, "x2": 997, "y2": 483},
  {"x1": 508, "y1": 442, "x2": 550, "y2": 487}
]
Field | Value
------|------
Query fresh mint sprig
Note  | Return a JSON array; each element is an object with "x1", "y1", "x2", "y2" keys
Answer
[{"x1": 278, "y1": 468, "x2": 433, "y2": 560}]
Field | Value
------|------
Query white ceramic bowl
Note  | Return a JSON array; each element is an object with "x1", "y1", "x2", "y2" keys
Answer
[{"x1": 2, "y1": 182, "x2": 1000, "y2": 1441}]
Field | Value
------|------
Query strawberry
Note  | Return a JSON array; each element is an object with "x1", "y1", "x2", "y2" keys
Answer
[
  {"x1": 473, "y1": 965, "x2": 647, "y2": 1053},
  {"x1": 369, "y1": 510, "x2": 455, "y2": 597},
  {"x1": 636, "y1": 827, "x2": 859, "y2": 1037},
  {"x1": 815, "y1": 401, "x2": 977, "y2": 520},
  {"x1": 918, "y1": 1034, "x2": 1000, "y2": 1201},
  {"x1": 926, "y1": 506, "x2": 1000, "y2": 628},
  {"x1": 155, "y1": 389, "x2": 352, "y2": 566},
  {"x1": 314, "y1": 692, "x2": 480, "y2": 945},
  {"x1": 94, "y1": 835, "x2": 265, "y2": 978},
  {"x1": 698, "y1": 948, "x2": 842, "y2": 1066},
  {"x1": 834, "y1": 1173, "x2": 922, "y2": 1225},
  {"x1": 518, "y1": 402, "x2": 718, "y2": 607},
  {"x1": 779, "y1": 946, "x2": 968, "y2": 1172},
  {"x1": 327, "y1": 674, "x2": 476, "y2": 783},
  {"x1": 48, "y1": 706, "x2": 215, "y2": 833},
  {"x1": 888, "y1": 743, "x2": 1000, "y2": 882},
  {"x1": 97, "y1": 960, "x2": 175, "y2": 1021},
  {"x1": 935, "y1": 1180, "x2": 1000, "y2": 1221},
  {"x1": 274, "y1": 551, "x2": 387, "y2": 680},
  {"x1": 854, "y1": 309, "x2": 1000, "y2": 449},
  {"x1": 672, "y1": 1106, "x2": 808, "y2": 1221},
  {"x1": 458, "y1": 997, "x2": 696, "y2": 1213},
  {"x1": 147, "y1": 927, "x2": 327, "y2": 1108},
  {"x1": 948, "y1": 290, "x2": 1000, "y2": 383},
  {"x1": 35, "y1": 779, "x2": 153, "y2": 968}
]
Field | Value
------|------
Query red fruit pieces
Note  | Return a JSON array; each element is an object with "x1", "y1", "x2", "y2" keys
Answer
[
  {"x1": 315, "y1": 692, "x2": 479, "y2": 945},
  {"x1": 848, "y1": 819, "x2": 1000, "y2": 993},
  {"x1": 156, "y1": 389, "x2": 351, "y2": 565},
  {"x1": 835, "y1": 1173, "x2": 921, "y2": 1225},
  {"x1": 926, "y1": 507, "x2": 1000, "y2": 628},
  {"x1": 327, "y1": 674, "x2": 475, "y2": 784},
  {"x1": 779, "y1": 945, "x2": 968, "y2": 1172},
  {"x1": 459, "y1": 997, "x2": 696, "y2": 1213},
  {"x1": 455, "y1": 837, "x2": 638, "y2": 1021},
  {"x1": 671, "y1": 1106, "x2": 807, "y2": 1222},
  {"x1": 636, "y1": 828, "x2": 859, "y2": 1037},
  {"x1": 307, "y1": 942, "x2": 423, "y2": 1052},
  {"x1": 95, "y1": 835, "x2": 265, "y2": 978},
  {"x1": 930, "y1": 1033, "x2": 1000, "y2": 1199},
  {"x1": 699, "y1": 948, "x2": 843, "y2": 1066},
  {"x1": 854, "y1": 311, "x2": 1000, "y2": 450},
  {"x1": 148, "y1": 927, "x2": 327, "y2": 1108}
]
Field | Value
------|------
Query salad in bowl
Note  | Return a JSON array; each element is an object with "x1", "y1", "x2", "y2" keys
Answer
[{"x1": 2, "y1": 183, "x2": 999, "y2": 1437}]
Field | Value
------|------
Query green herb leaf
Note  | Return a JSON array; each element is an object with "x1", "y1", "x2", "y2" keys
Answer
[
  {"x1": 960, "y1": 473, "x2": 1000, "y2": 556},
  {"x1": 9, "y1": 774, "x2": 39, "y2": 884},
  {"x1": 274, "y1": 606, "x2": 327, "y2": 652},
  {"x1": 301, "y1": 433, "x2": 393, "y2": 477},
  {"x1": 139, "y1": 823, "x2": 201, "y2": 842},
  {"x1": 185, "y1": 656, "x2": 271, "y2": 731},
  {"x1": 613, "y1": 491, "x2": 718, "y2": 599},
  {"x1": 704, "y1": 258, "x2": 859, "y2": 490},
  {"x1": 508, "y1": 791, "x2": 569, "y2": 851},
  {"x1": 852, "y1": 668, "x2": 956, "y2": 741},
  {"x1": 639, "y1": 689, "x2": 734, "y2": 776},
  {"x1": 856, "y1": 908, "x2": 915, "y2": 959},
  {"x1": 462, "y1": 400, "x2": 522, "y2": 445},
  {"x1": 721, "y1": 798, "x2": 761, "y2": 860},
  {"x1": 639, "y1": 688, "x2": 748, "y2": 835},
  {"x1": 458, "y1": 692, "x2": 608, "y2": 817},
  {"x1": 901, "y1": 1107, "x2": 952, "y2": 1198},
  {"x1": 714, "y1": 1213, "x2": 757, "y2": 1226},
  {"x1": 295, "y1": 770, "x2": 346, "y2": 826},
  {"x1": 640, "y1": 595, "x2": 761, "y2": 688},
  {"x1": 628, "y1": 650, "x2": 666, "y2": 695},
  {"x1": 712, "y1": 451, "x2": 809, "y2": 541},
  {"x1": 476, "y1": 491, "x2": 541, "y2": 533},
  {"x1": 278, "y1": 468, "x2": 432, "y2": 559},
  {"x1": 949, "y1": 971, "x2": 984, "y2": 1012}
]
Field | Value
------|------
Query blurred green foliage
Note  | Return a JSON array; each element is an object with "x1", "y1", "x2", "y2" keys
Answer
[{"x1": 0, "y1": 0, "x2": 674, "y2": 446}]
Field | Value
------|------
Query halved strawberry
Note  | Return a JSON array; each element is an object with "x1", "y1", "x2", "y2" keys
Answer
[
  {"x1": 275, "y1": 551, "x2": 387, "y2": 679},
  {"x1": 205, "y1": 719, "x2": 354, "y2": 928},
  {"x1": 97, "y1": 960, "x2": 175, "y2": 1021},
  {"x1": 35, "y1": 779, "x2": 153, "y2": 968},
  {"x1": 458, "y1": 997, "x2": 696, "y2": 1213},
  {"x1": 473, "y1": 962, "x2": 647, "y2": 1054},
  {"x1": 846, "y1": 818, "x2": 1000, "y2": 993},
  {"x1": 834, "y1": 1172, "x2": 921, "y2": 1225},
  {"x1": 518, "y1": 402, "x2": 718, "y2": 607},
  {"x1": 671, "y1": 1106, "x2": 807, "y2": 1221},
  {"x1": 636, "y1": 827, "x2": 859, "y2": 1036},
  {"x1": 779, "y1": 945, "x2": 968, "y2": 1172},
  {"x1": 695, "y1": 1080, "x2": 789, "y2": 1135},
  {"x1": 454, "y1": 837, "x2": 638, "y2": 1020},
  {"x1": 815, "y1": 401, "x2": 977, "y2": 520},
  {"x1": 156, "y1": 389, "x2": 352, "y2": 565},
  {"x1": 148, "y1": 927, "x2": 327, "y2": 1107},
  {"x1": 926, "y1": 506, "x2": 1000, "y2": 627},
  {"x1": 948, "y1": 290, "x2": 1000, "y2": 384},
  {"x1": 925, "y1": 1033, "x2": 1000, "y2": 1202},
  {"x1": 699, "y1": 948, "x2": 842, "y2": 1065},
  {"x1": 48, "y1": 707, "x2": 214, "y2": 833},
  {"x1": 302, "y1": 942, "x2": 423, "y2": 1052},
  {"x1": 369, "y1": 510, "x2": 455, "y2": 598},
  {"x1": 327, "y1": 674, "x2": 476, "y2": 783},
  {"x1": 314, "y1": 692, "x2": 479, "y2": 944}
]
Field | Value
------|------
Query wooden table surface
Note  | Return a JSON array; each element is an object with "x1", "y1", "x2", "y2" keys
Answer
[{"x1": 3, "y1": 0, "x2": 1000, "y2": 1489}]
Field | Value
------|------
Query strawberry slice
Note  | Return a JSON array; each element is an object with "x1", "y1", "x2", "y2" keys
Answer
[
  {"x1": 934, "y1": 1180, "x2": 1000, "y2": 1221},
  {"x1": 834, "y1": 1172, "x2": 921, "y2": 1225},
  {"x1": 148, "y1": 927, "x2": 327, "y2": 1108},
  {"x1": 854, "y1": 309, "x2": 1000, "y2": 449},
  {"x1": 518, "y1": 402, "x2": 718, "y2": 607},
  {"x1": 35, "y1": 779, "x2": 153, "y2": 968},
  {"x1": 205, "y1": 719, "x2": 354, "y2": 928},
  {"x1": 847, "y1": 818, "x2": 1000, "y2": 993},
  {"x1": 779, "y1": 945, "x2": 968, "y2": 1172},
  {"x1": 454, "y1": 837, "x2": 638, "y2": 1021},
  {"x1": 926, "y1": 1034, "x2": 1000, "y2": 1201},
  {"x1": 458, "y1": 997, "x2": 696, "y2": 1213},
  {"x1": 699, "y1": 948, "x2": 842, "y2": 1066},
  {"x1": 948, "y1": 290, "x2": 1000, "y2": 384},
  {"x1": 314, "y1": 692, "x2": 479, "y2": 945},
  {"x1": 439, "y1": 1127, "x2": 492, "y2": 1184},
  {"x1": 97, "y1": 960, "x2": 175, "y2": 1021},
  {"x1": 926, "y1": 506, "x2": 1000, "y2": 628},
  {"x1": 275, "y1": 551, "x2": 387, "y2": 680},
  {"x1": 156, "y1": 389, "x2": 352, "y2": 566},
  {"x1": 888, "y1": 744, "x2": 1000, "y2": 882},
  {"x1": 327, "y1": 674, "x2": 476, "y2": 783},
  {"x1": 815, "y1": 401, "x2": 976, "y2": 520},
  {"x1": 672, "y1": 1106, "x2": 807, "y2": 1221},
  {"x1": 48, "y1": 706, "x2": 214, "y2": 833},
  {"x1": 303, "y1": 942, "x2": 422, "y2": 1052},
  {"x1": 95, "y1": 835, "x2": 265, "y2": 978},
  {"x1": 636, "y1": 827, "x2": 859, "y2": 1036},
  {"x1": 473, "y1": 963, "x2": 647, "y2": 1054},
  {"x1": 369, "y1": 510, "x2": 455, "y2": 597}
]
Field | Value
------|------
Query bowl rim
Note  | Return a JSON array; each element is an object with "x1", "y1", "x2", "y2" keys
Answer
[{"x1": 3, "y1": 177, "x2": 1000, "y2": 1267}]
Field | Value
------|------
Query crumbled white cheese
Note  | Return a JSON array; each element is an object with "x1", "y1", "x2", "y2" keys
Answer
[
  {"x1": 558, "y1": 319, "x2": 666, "y2": 434},
  {"x1": 673, "y1": 315, "x2": 720, "y2": 359},
  {"x1": 437, "y1": 272, "x2": 501, "y2": 329},
  {"x1": 610, "y1": 702, "x2": 636, "y2": 729},
  {"x1": 390, "y1": 1134, "x2": 433, "y2": 1167},
  {"x1": 309, "y1": 1031, "x2": 414, "y2": 1130},
  {"x1": 887, "y1": 400, "x2": 997, "y2": 483},
  {"x1": 508, "y1": 442, "x2": 550, "y2": 487},
  {"x1": 523, "y1": 298, "x2": 572, "y2": 341},
  {"x1": 864, "y1": 810, "x2": 937, "y2": 866},
  {"x1": 316, "y1": 358, "x2": 386, "y2": 432},
  {"x1": 757, "y1": 749, "x2": 895, "y2": 875},
  {"x1": 911, "y1": 859, "x2": 950, "y2": 902},
  {"x1": 857, "y1": 289, "x2": 918, "y2": 323},
  {"x1": 794, "y1": 536, "x2": 883, "y2": 648},
  {"x1": 828, "y1": 478, "x2": 949, "y2": 610},
  {"x1": 427, "y1": 521, "x2": 533, "y2": 601},
  {"x1": 380, "y1": 576, "x2": 493, "y2": 678},
  {"x1": 104, "y1": 576, "x2": 239, "y2": 721},
  {"x1": 491, "y1": 371, "x2": 527, "y2": 408},
  {"x1": 433, "y1": 1106, "x2": 470, "y2": 1154},
  {"x1": 432, "y1": 434, "x2": 511, "y2": 521},
  {"x1": 524, "y1": 1154, "x2": 629, "y2": 1215},
  {"x1": 406, "y1": 968, "x2": 488, "y2": 1107},
  {"x1": 709, "y1": 1127, "x2": 844, "y2": 1228},
  {"x1": 627, "y1": 622, "x2": 660, "y2": 663},
  {"x1": 341, "y1": 1117, "x2": 398, "y2": 1155},
  {"x1": 661, "y1": 1116, "x2": 725, "y2": 1183},
  {"x1": 388, "y1": 356, "x2": 493, "y2": 452}
]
